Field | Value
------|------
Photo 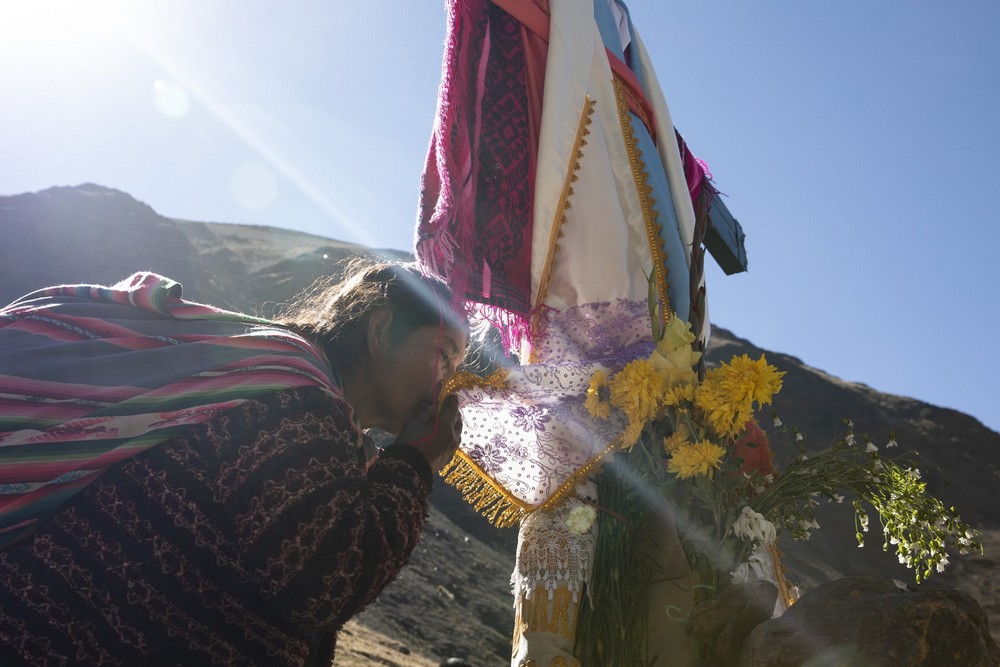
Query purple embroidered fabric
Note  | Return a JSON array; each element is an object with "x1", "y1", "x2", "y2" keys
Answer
[{"x1": 456, "y1": 299, "x2": 653, "y2": 507}]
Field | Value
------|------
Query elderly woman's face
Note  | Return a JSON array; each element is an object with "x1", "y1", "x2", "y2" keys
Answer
[{"x1": 372, "y1": 322, "x2": 467, "y2": 434}]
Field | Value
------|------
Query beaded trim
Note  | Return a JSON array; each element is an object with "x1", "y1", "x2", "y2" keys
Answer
[{"x1": 531, "y1": 95, "x2": 597, "y2": 330}]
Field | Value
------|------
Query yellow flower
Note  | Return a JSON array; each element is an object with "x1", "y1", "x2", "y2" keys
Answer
[
  {"x1": 662, "y1": 378, "x2": 697, "y2": 406},
  {"x1": 694, "y1": 371, "x2": 752, "y2": 439},
  {"x1": 620, "y1": 419, "x2": 645, "y2": 451},
  {"x1": 717, "y1": 354, "x2": 785, "y2": 408},
  {"x1": 663, "y1": 424, "x2": 692, "y2": 453},
  {"x1": 693, "y1": 354, "x2": 784, "y2": 439},
  {"x1": 667, "y1": 440, "x2": 727, "y2": 479},
  {"x1": 610, "y1": 358, "x2": 663, "y2": 425},
  {"x1": 584, "y1": 370, "x2": 612, "y2": 419}
]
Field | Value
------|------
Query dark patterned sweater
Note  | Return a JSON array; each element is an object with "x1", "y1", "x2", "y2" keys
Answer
[{"x1": 0, "y1": 387, "x2": 433, "y2": 666}]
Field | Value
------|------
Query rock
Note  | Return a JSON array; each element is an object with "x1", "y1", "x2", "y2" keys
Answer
[
  {"x1": 687, "y1": 581, "x2": 778, "y2": 666},
  {"x1": 739, "y1": 577, "x2": 1000, "y2": 667}
]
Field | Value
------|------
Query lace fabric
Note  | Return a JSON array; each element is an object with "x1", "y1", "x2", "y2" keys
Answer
[
  {"x1": 511, "y1": 482, "x2": 598, "y2": 602},
  {"x1": 455, "y1": 299, "x2": 653, "y2": 508}
]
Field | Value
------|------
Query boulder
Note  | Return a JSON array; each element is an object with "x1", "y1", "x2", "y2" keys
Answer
[
  {"x1": 739, "y1": 577, "x2": 1000, "y2": 667},
  {"x1": 687, "y1": 581, "x2": 779, "y2": 666}
]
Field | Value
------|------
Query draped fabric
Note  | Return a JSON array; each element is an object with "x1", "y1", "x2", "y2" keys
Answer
[
  {"x1": 421, "y1": 0, "x2": 706, "y2": 525},
  {"x1": 416, "y1": 0, "x2": 537, "y2": 348},
  {"x1": 417, "y1": 4, "x2": 723, "y2": 664},
  {"x1": 0, "y1": 272, "x2": 340, "y2": 549}
]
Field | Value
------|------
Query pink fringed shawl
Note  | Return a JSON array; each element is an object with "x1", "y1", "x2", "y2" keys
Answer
[{"x1": 416, "y1": 0, "x2": 538, "y2": 348}]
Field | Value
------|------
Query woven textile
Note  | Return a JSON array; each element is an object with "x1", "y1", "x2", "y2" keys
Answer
[
  {"x1": 0, "y1": 272, "x2": 340, "y2": 549},
  {"x1": 0, "y1": 387, "x2": 433, "y2": 665},
  {"x1": 425, "y1": 0, "x2": 703, "y2": 525},
  {"x1": 417, "y1": 0, "x2": 535, "y2": 341}
]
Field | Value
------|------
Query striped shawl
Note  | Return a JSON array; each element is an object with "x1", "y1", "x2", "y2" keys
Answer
[{"x1": 0, "y1": 272, "x2": 340, "y2": 549}]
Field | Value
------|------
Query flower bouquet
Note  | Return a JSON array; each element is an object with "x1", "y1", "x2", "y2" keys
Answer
[{"x1": 573, "y1": 309, "x2": 983, "y2": 666}]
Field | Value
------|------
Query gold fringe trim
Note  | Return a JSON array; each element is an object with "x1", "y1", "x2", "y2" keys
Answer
[
  {"x1": 439, "y1": 451, "x2": 529, "y2": 528},
  {"x1": 439, "y1": 365, "x2": 636, "y2": 526},
  {"x1": 441, "y1": 424, "x2": 631, "y2": 527},
  {"x1": 438, "y1": 367, "x2": 526, "y2": 526},
  {"x1": 531, "y1": 95, "x2": 597, "y2": 350},
  {"x1": 612, "y1": 77, "x2": 671, "y2": 320}
]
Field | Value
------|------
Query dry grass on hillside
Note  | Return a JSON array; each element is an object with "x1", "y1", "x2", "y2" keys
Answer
[{"x1": 333, "y1": 620, "x2": 438, "y2": 667}]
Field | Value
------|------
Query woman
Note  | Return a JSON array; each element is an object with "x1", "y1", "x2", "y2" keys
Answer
[{"x1": 0, "y1": 260, "x2": 467, "y2": 666}]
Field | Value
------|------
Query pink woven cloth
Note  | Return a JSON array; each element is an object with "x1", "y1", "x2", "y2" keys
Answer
[{"x1": 416, "y1": 0, "x2": 537, "y2": 350}]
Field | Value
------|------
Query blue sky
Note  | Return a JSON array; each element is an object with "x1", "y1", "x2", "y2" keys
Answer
[{"x1": 1, "y1": 1, "x2": 998, "y2": 434}]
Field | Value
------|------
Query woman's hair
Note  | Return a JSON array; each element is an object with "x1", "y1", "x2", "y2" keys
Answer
[{"x1": 275, "y1": 257, "x2": 466, "y2": 374}]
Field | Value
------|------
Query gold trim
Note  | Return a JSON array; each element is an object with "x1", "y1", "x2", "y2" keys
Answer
[
  {"x1": 439, "y1": 365, "x2": 637, "y2": 526},
  {"x1": 613, "y1": 71, "x2": 653, "y2": 136},
  {"x1": 612, "y1": 77, "x2": 671, "y2": 320},
  {"x1": 531, "y1": 96, "x2": 596, "y2": 327},
  {"x1": 515, "y1": 586, "x2": 580, "y2": 643},
  {"x1": 440, "y1": 451, "x2": 528, "y2": 527},
  {"x1": 441, "y1": 423, "x2": 631, "y2": 527},
  {"x1": 769, "y1": 542, "x2": 797, "y2": 608},
  {"x1": 440, "y1": 367, "x2": 511, "y2": 406},
  {"x1": 535, "y1": 435, "x2": 623, "y2": 514}
]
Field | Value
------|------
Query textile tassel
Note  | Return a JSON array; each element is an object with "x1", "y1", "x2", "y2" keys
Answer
[
  {"x1": 474, "y1": 302, "x2": 532, "y2": 358},
  {"x1": 416, "y1": 228, "x2": 458, "y2": 280}
]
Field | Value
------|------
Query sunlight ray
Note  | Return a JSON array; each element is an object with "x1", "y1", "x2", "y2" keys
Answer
[{"x1": 111, "y1": 17, "x2": 376, "y2": 247}]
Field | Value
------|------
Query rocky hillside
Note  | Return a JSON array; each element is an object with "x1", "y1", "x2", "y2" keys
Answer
[{"x1": 2, "y1": 185, "x2": 997, "y2": 666}]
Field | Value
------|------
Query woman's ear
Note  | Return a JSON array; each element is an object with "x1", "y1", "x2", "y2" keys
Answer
[{"x1": 366, "y1": 309, "x2": 394, "y2": 358}]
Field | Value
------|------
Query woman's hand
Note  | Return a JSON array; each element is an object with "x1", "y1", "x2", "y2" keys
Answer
[{"x1": 395, "y1": 395, "x2": 463, "y2": 473}]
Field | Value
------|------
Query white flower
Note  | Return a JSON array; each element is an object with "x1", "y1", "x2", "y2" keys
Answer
[
  {"x1": 886, "y1": 438, "x2": 898, "y2": 448},
  {"x1": 732, "y1": 506, "x2": 777, "y2": 545},
  {"x1": 845, "y1": 433, "x2": 856, "y2": 446},
  {"x1": 866, "y1": 442, "x2": 878, "y2": 453},
  {"x1": 731, "y1": 545, "x2": 770, "y2": 583},
  {"x1": 730, "y1": 562, "x2": 750, "y2": 583},
  {"x1": 832, "y1": 494, "x2": 845, "y2": 504},
  {"x1": 565, "y1": 504, "x2": 598, "y2": 534},
  {"x1": 773, "y1": 416, "x2": 783, "y2": 427},
  {"x1": 795, "y1": 432, "x2": 804, "y2": 442}
]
